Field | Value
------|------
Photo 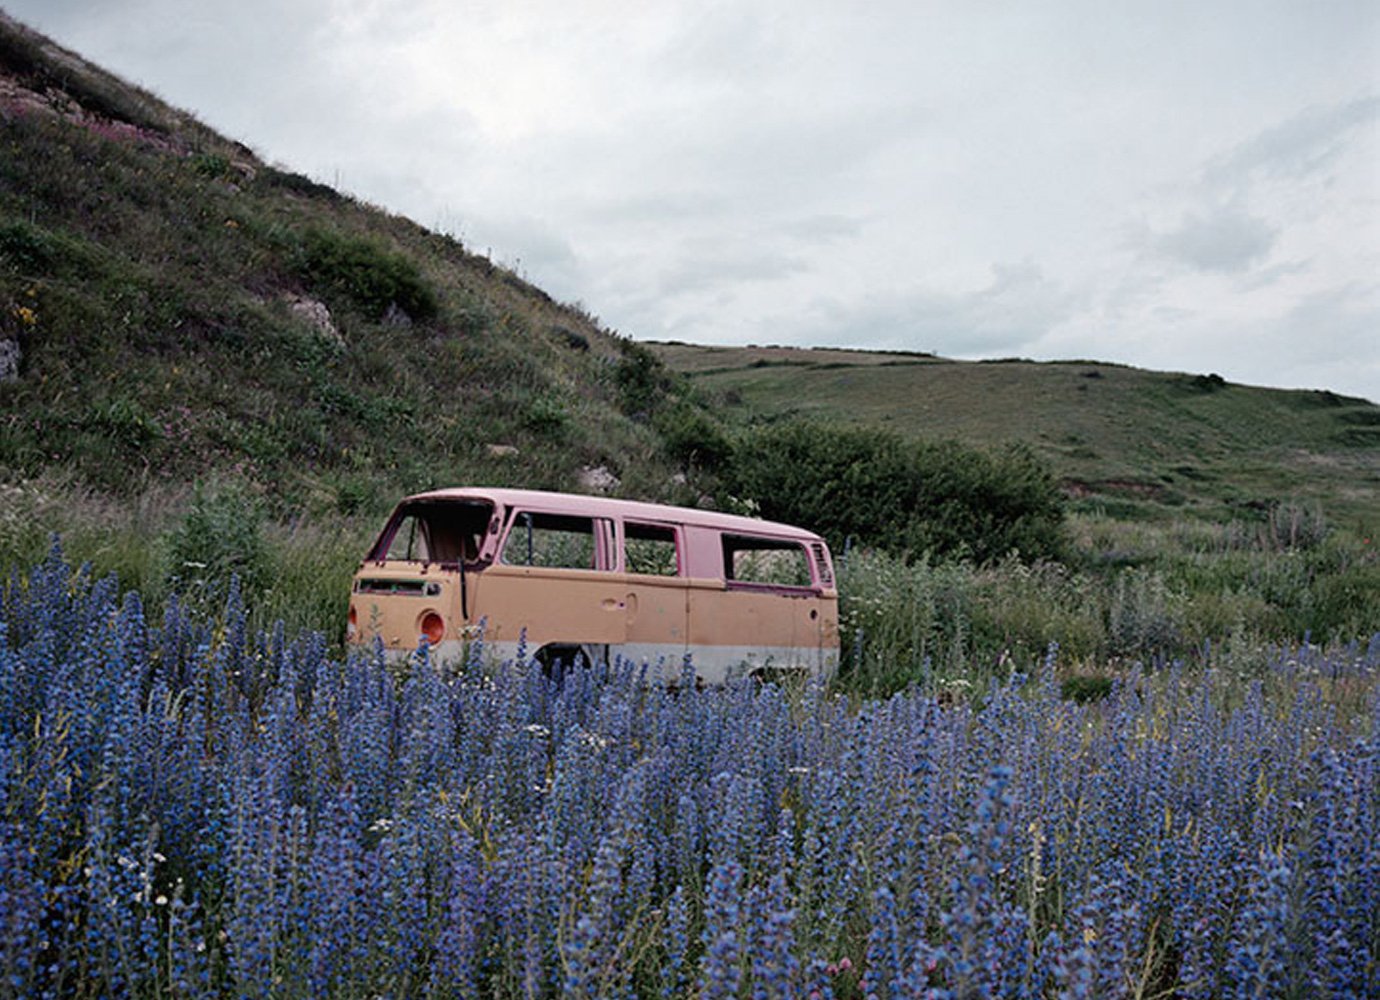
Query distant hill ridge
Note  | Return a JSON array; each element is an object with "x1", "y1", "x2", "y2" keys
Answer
[{"x1": 649, "y1": 342, "x2": 1380, "y2": 523}]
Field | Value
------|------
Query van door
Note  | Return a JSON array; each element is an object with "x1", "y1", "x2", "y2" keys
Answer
[
  {"x1": 686, "y1": 533, "x2": 830, "y2": 682},
  {"x1": 617, "y1": 521, "x2": 690, "y2": 670},
  {"x1": 475, "y1": 510, "x2": 627, "y2": 657}
]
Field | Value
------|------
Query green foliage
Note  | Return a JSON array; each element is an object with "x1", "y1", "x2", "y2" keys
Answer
[
  {"x1": 254, "y1": 520, "x2": 361, "y2": 638},
  {"x1": 613, "y1": 339, "x2": 674, "y2": 416},
  {"x1": 551, "y1": 325, "x2": 590, "y2": 351},
  {"x1": 86, "y1": 395, "x2": 161, "y2": 449},
  {"x1": 837, "y1": 548, "x2": 1105, "y2": 696},
  {"x1": 1107, "y1": 569, "x2": 1182, "y2": 656},
  {"x1": 257, "y1": 166, "x2": 345, "y2": 202},
  {"x1": 293, "y1": 229, "x2": 438, "y2": 322},
  {"x1": 724, "y1": 420, "x2": 1065, "y2": 563},
  {"x1": 653, "y1": 401, "x2": 733, "y2": 472},
  {"x1": 0, "y1": 220, "x2": 93, "y2": 277},
  {"x1": 188, "y1": 152, "x2": 232, "y2": 179},
  {"x1": 654, "y1": 343, "x2": 1380, "y2": 525},
  {"x1": 163, "y1": 482, "x2": 268, "y2": 606},
  {"x1": 522, "y1": 394, "x2": 569, "y2": 438},
  {"x1": 1060, "y1": 674, "x2": 1114, "y2": 702}
]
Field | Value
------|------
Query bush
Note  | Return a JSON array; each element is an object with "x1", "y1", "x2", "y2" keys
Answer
[
  {"x1": 612, "y1": 339, "x2": 673, "y2": 416},
  {"x1": 0, "y1": 220, "x2": 92, "y2": 277},
  {"x1": 723, "y1": 421, "x2": 1065, "y2": 563},
  {"x1": 1060, "y1": 674, "x2": 1115, "y2": 702},
  {"x1": 522, "y1": 395, "x2": 569, "y2": 438},
  {"x1": 259, "y1": 166, "x2": 345, "y2": 202},
  {"x1": 1107, "y1": 569, "x2": 1181, "y2": 657},
  {"x1": 293, "y1": 229, "x2": 437, "y2": 323},
  {"x1": 654, "y1": 401, "x2": 733, "y2": 472},
  {"x1": 163, "y1": 482, "x2": 268, "y2": 606}
]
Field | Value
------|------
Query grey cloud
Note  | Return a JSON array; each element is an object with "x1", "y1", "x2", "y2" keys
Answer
[
  {"x1": 1231, "y1": 282, "x2": 1380, "y2": 401},
  {"x1": 1146, "y1": 205, "x2": 1278, "y2": 274},
  {"x1": 1208, "y1": 95, "x2": 1380, "y2": 184},
  {"x1": 656, "y1": 244, "x2": 809, "y2": 298},
  {"x1": 796, "y1": 262, "x2": 1075, "y2": 356},
  {"x1": 780, "y1": 214, "x2": 864, "y2": 242}
]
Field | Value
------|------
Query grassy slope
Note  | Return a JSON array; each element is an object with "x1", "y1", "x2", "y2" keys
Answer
[
  {"x1": 0, "y1": 13, "x2": 690, "y2": 520},
  {"x1": 0, "y1": 15, "x2": 1375, "y2": 667},
  {"x1": 652, "y1": 343, "x2": 1380, "y2": 525}
]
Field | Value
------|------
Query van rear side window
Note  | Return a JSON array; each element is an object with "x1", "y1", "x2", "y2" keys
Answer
[
  {"x1": 723, "y1": 535, "x2": 814, "y2": 589},
  {"x1": 501, "y1": 512, "x2": 599, "y2": 569}
]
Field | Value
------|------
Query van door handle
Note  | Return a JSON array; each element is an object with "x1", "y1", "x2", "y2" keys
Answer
[{"x1": 601, "y1": 598, "x2": 624, "y2": 610}]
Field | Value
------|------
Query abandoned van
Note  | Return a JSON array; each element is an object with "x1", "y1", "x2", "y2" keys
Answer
[{"x1": 347, "y1": 487, "x2": 839, "y2": 683}]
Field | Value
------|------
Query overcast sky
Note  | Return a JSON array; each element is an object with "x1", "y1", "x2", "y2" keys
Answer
[{"x1": 9, "y1": 1, "x2": 1380, "y2": 401}]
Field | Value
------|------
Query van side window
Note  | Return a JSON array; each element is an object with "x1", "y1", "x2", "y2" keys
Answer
[
  {"x1": 500, "y1": 512, "x2": 599, "y2": 569},
  {"x1": 723, "y1": 535, "x2": 814, "y2": 588},
  {"x1": 625, "y1": 523, "x2": 679, "y2": 576}
]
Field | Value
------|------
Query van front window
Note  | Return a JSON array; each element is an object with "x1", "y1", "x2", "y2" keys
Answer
[{"x1": 371, "y1": 500, "x2": 493, "y2": 564}]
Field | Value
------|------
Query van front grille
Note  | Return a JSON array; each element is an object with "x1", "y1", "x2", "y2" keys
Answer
[{"x1": 355, "y1": 579, "x2": 437, "y2": 596}]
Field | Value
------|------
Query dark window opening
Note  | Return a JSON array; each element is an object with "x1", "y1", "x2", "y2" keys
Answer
[
  {"x1": 500, "y1": 512, "x2": 600, "y2": 570},
  {"x1": 625, "y1": 523, "x2": 680, "y2": 576},
  {"x1": 722, "y1": 535, "x2": 814, "y2": 588},
  {"x1": 370, "y1": 500, "x2": 493, "y2": 565}
]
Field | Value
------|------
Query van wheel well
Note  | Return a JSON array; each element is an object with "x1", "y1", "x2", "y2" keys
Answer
[
  {"x1": 533, "y1": 643, "x2": 604, "y2": 676},
  {"x1": 749, "y1": 665, "x2": 809, "y2": 688}
]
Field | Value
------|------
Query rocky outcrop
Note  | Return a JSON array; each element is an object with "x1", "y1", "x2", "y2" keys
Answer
[{"x1": 0, "y1": 338, "x2": 19, "y2": 381}]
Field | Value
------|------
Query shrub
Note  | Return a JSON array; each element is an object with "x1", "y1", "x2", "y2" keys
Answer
[
  {"x1": 551, "y1": 325, "x2": 589, "y2": 351},
  {"x1": 257, "y1": 166, "x2": 346, "y2": 202},
  {"x1": 162, "y1": 481, "x2": 267, "y2": 606},
  {"x1": 522, "y1": 395, "x2": 569, "y2": 438},
  {"x1": 1107, "y1": 569, "x2": 1181, "y2": 657},
  {"x1": 612, "y1": 339, "x2": 673, "y2": 416},
  {"x1": 1060, "y1": 674, "x2": 1115, "y2": 702},
  {"x1": 188, "y1": 152, "x2": 232, "y2": 179},
  {"x1": 293, "y1": 229, "x2": 437, "y2": 323},
  {"x1": 654, "y1": 401, "x2": 733, "y2": 472},
  {"x1": 723, "y1": 421, "x2": 1065, "y2": 563}
]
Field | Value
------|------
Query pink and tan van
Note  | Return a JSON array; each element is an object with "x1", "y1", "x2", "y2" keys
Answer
[{"x1": 347, "y1": 487, "x2": 839, "y2": 683}]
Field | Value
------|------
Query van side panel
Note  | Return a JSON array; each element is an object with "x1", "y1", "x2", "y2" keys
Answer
[
  {"x1": 684, "y1": 580, "x2": 836, "y2": 683},
  {"x1": 618, "y1": 574, "x2": 689, "y2": 666},
  {"x1": 352, "y1": 563, "x2": 461, "y2": 651}
]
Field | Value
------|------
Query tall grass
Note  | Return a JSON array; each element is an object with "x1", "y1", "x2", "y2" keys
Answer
[
  {"x1": 0, "y1": 477, "x2": 368, "y2": 647},
  {"x1": 838, "y1": 508, "x2": 1380, "y2": 697}
]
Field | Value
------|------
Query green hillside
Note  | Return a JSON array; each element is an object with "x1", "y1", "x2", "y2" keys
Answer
[
  {"x1": 0, "y1": 12, "x2": 694, "y2": 517},
  {"x1": 0, "y1": 13, "x2": 1375, "y2": 665},
  {"x1": 652, "y1": 342, "x2": 1380, "y2": 524}
]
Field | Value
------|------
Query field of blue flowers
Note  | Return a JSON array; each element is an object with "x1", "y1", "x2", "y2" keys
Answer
[{"x1": 2, "y1": 543, "x2": 1377, "y2": 998}]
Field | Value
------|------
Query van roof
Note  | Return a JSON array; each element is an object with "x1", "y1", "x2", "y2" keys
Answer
[{"x1": 402, "y1": 487, "x2": 827, "y2": 542}]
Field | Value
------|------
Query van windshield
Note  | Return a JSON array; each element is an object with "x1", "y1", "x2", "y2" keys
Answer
[{"x1": 369, "y1": 499, "x2": 494, "y2": 565}]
